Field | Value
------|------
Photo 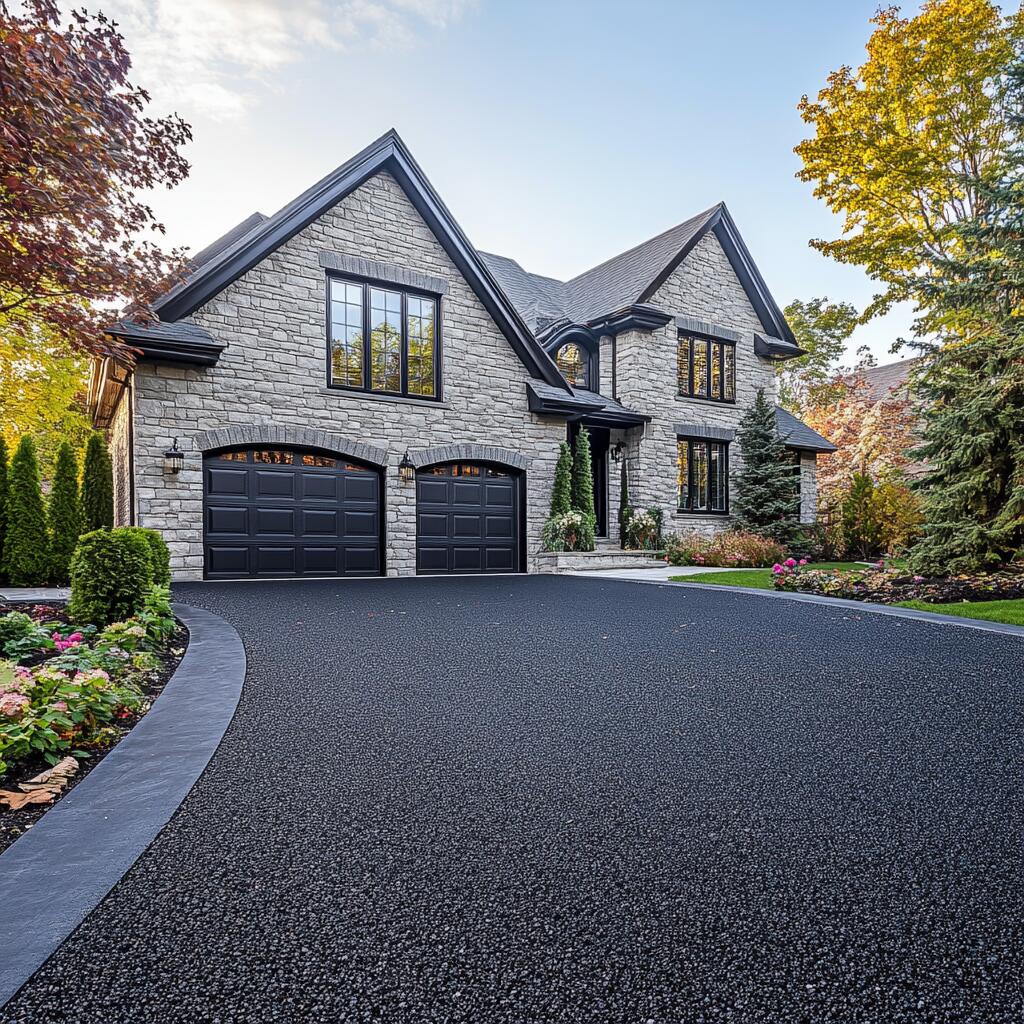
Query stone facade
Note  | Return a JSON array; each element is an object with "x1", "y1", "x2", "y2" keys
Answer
[
  {"x1": 109, "y1": 382, "x2": 134, "y2": 528},
  {"x1": 129, "y1": 169, "x2": 566, "y2": 579},
  {"x1": 609, "y1": 231, "x2": 785, "y2": 540}
]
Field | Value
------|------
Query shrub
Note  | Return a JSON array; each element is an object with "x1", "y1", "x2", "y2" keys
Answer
[
  {"x1": 69, "y1": 528, "x2": 154, "y2": 627},
  {"x1": 622, "y1": 507, "x2": 662, "y2": 550},
  {"x1": 841, "y1": 472, "x2": 883, "y2": 559},
  {"x1": 117, "y1": 527, "x2": 171, "y2": 586},
  {"x1": 571, "y1": 428, "x2": 596, "y2": 550},
  {"x1": 789, "y1": 522, "x2": 830, "y2": 562},
  {"x1": 665, "y1": 530, "x2": 786, "y2": 568},
  {"x1": 81, "y1": 433, "x2": 114, "y2": 532},
  {"x1": 542, "y1": 510, "x2": 591, "y2": 552},
  {"x1": 0, "y1": 436, "x2": 8, "y2": 580},
  {"x1": 617, "y1": 457, "x2": 632, "y2": 550},
  {"x1": 3, "y1": 437, "x2": 49, "y2": 586},
  {"x1": 550, "y1": 442, "x2": 573, "y2": 517},
  {"x1": 49, "y1": 442, "x2": 83, "y2": 585}
]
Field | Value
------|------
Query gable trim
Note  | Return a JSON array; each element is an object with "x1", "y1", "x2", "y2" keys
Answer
[
  {"x1": 636, "y1": 205, "x2": 797, "y2": 347},
  {"x1": 154, "y1": 130, "x2": 570, "y2": 392}
]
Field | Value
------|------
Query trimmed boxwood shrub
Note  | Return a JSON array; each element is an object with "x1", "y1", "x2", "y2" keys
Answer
[
  {"x1": 69, "y1": 528, "x2": 154, "y2": 626},
  {"x1": 117, "y1": 527, "x2": 171, "y2": 587}
]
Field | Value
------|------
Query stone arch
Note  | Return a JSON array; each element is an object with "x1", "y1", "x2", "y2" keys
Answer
[
  {"x1": 410, "y1": 443, "x2": 528, "y2": 472},
  {"x1": 193, "y1": 424, "x2": 388, "y2": 467}
]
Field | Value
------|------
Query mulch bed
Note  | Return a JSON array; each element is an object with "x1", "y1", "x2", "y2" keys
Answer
[{"x1": 0, "y1": 603, "x2": 188, "y2": 857}]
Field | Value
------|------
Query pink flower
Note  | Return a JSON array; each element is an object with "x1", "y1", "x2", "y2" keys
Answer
[
  {"x1": 785, "y1": 558, "x2": 797, "y2": 568},
  {"x1": 52, "y1": 630, "x2": 84, "y2": 652},
  {"x1": 798, "y1": 559, "x2": 808, "y2": 566},
  {"x1": 51, "y1": 701, "x2": 68, "y2": 713},
  {"x1": 913, "y1": 575, "x2": 925, "y2": 583},
  {"x1": 0, "y1": 692, "x2": 29, "y2": 717},
  {"x1": 771, "y1": 564, "x2": 783, "y2": 574},
  {"x1": 877, "y1": 559, "x2": 885, "y2": 568}
]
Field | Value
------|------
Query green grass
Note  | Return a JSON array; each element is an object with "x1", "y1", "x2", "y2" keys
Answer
[
  {"x1": 670, "y1": 562, "x2": 863, "y2": 589},
  {"x1": 894, "y1": 598, "x2": 1024, "y2": 626}
]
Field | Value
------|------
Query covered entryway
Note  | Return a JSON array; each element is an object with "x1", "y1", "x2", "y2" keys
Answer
[
  {"x1": 203, "y1": 446, "x2": 382, "y2": 579},
  {"x1": 416, "y1": 462, "x2": 523, "y2": 574}
]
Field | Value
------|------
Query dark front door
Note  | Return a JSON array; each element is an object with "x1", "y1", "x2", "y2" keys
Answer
[
  {"x1": 203, "y1": 446, "x2": 382, "y2": 579},
  {"x1": 570, "y1": 425, "x2": 609, "y2": 537},
  {"x1": 416, "y1": 462, "x2": 522, "y2": 574}
]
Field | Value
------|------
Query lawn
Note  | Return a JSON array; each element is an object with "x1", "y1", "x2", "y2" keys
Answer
[
  {"x1": 671, "y1": 562, "x2": 862, "y2": 589},
  {"x1": 894, "y1": 599, "x2": 1024, "y2": 627}
]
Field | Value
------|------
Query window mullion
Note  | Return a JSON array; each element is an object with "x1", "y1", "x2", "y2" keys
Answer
[
  {"x1": 362, "y1": 284, "x2": 371, "y2": 393},
  {"x1": 400, "y1": 292, "x2": 408, "y2": 395}
]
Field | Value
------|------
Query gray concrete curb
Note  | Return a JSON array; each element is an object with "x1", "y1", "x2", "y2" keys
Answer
[
  {"x1": 0, "y1": 604, "x2": 246, "y2": 1008},
  {"x1": 587, "y1": 575, "x2": 1024, "y2": 639}
]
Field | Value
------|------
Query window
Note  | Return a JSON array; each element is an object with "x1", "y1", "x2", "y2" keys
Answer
[
  {"x1": 678, "y1": 334, "x2": 736, "y2": 402},
  {"x1": 554, "y1": 342, "x2": 587, "y2": 388},
  {"x1": 328, "y1": 277, "x2": 438, "y2": 398},
  {"x1": 677, "y1": 438, "x2": 729, "y2": 513}
]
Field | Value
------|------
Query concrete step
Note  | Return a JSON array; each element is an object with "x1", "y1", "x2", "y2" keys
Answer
[{"x1": 535, "y1": 548, "x2": 666, "y2": 573}]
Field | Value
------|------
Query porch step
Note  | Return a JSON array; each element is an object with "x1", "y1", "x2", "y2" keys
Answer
[{"x1": 535, "y1": 547, "x2": 666, "y2": 573}]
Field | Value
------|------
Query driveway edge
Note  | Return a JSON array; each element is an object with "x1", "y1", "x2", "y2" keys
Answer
[{"x1": 0, "y1": 604, "x2": 246, "y2": 1009}]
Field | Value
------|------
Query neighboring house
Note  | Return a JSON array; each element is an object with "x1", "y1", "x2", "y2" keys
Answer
[
  {"x1": 860, "y1": 357, "x2": 919, "y2": 403},
  {"x1": 87, "y1": 130, "x2": 834, "y2": 581}
]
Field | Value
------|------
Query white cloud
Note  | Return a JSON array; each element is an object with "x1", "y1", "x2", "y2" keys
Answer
[{"x1": 74, "y1": 0, "x2": 474, "y2": 120}]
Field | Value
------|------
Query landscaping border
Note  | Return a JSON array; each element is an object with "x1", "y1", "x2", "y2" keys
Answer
[
  {"x1": 0, "y1": 603, "x2": 246, "y2": 1009},
  {"x1": 663, "y1": 579, "x2": 1024, "y2": 638}
]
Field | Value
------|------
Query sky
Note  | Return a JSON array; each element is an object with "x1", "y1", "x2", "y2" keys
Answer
[{"x1": 97, "y1": 0, "x2": 928, "y2": 365}]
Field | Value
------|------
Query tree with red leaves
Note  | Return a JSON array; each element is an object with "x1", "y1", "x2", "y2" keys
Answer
[{"x1": 0, "y1": 0, "x2": 192, "y2": 362}]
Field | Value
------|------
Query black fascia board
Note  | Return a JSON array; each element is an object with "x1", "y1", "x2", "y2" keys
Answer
[
  {"x1": 586, "y1": 304, "x2": 673, "y2": 336},
  {"x1": 154, "y1": 130, "x2": 570, "y2": 393},
  {"x1": 754, "y1": 332, "x2": 806, "y2": 361},
  {"x1": 134, "y1": 338, "x2": 224, "y2": 366}
]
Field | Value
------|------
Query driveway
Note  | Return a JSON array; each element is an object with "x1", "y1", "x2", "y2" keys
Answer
[{"x1": 3, "y1": 575, "x2": 1022, "y2": 1022}]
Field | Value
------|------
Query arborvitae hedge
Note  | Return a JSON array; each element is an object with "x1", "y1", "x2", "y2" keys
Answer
[
  {"x1": 617, "y1": 456, "x2": 632, "y2": 549},
  {"x1": 3, "y1": 437, "x2": 49, "y2": 586},
  {"x1": 49, "y1": 441, "x2": 82, "y2": 585},
  {"x1": 0, "y1": 436, "x2": 8, "y2": 581},
  {"x1": 549, "y1": 441, "x2": 573, "y2": 517},
  {"x1": 81, "y1": 433, "x2": 114, "y2": 532},
  {"x1": 571, "y1": 427, "x2": 596, "y2": 551}
]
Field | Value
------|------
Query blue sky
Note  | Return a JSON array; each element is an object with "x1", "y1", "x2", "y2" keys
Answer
[{"x1": 106, "y1": 0, "x2": 924, "y2": 363}]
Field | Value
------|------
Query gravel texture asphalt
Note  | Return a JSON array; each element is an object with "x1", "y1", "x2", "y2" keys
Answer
[{"x1": 2, "y1": 575, "x2": 1023, "y2": 1023}]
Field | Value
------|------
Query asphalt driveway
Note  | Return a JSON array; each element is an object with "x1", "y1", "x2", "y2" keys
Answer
[{"x1": 3, "y1": 575, "x2": 1023, "y2": 1022}]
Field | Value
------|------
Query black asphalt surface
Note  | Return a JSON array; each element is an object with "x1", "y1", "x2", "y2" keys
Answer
[{"x1": 3, "y1": 575, "x2": 1023, "y2": 1023}]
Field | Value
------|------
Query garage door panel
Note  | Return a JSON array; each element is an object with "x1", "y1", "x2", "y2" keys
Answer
[
  {"x1": 485, "y1": 482, "x2": 515, "y2": 507},
  {"x1": 452, "y1": 514, "x2": 482, "y2": 538},
  {"x1": 485, "y1": 515, "x2": 514, "y2": 539},
  {"x1": 203, "y1": 447, "x2": 381, "y2": 579},
  {"x1": 418, "y1": 512, "x2": 449, "y2": 538},
  {"x1": 451, "y1": 546, "x2": 483, "y2": 572},
  {"x1": 417, "y1": 478, "x2": 449, "y2": 504},
  {"x1": 416, "y1": 546, "x2": 449, "y2": 573},
  {"x1": 452, "y1": 481, "x2": 483, "y2": 505},
  {"x1": 484, "y1": 546, "x2": 515, "y2": 571}
]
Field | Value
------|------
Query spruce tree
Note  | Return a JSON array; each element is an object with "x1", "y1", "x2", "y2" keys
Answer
[
  {"x1": 731, "y1": 389, "x2": 800, "y2": 545},
  {"x1": 81, "y1": 432, "x2": 114, "y2": 531},
  {"x1": 549, "y1": 441, "x2": 573, "y2": 517},
  {"x1": 49, "y1": 442, "x2": 82, "y2": 585},
  {"x1": 0, "y1": 437, "x2": 8, "y2": 581},
  {"x1": 572, "y1": 427, "x2": 596, "y2": 550},
  {"x1": 841, "y1": 472, "x2": 882, "y2": 560},
  {"x1": 3, "y1": 437, "x2": 49, "y2": 586}
]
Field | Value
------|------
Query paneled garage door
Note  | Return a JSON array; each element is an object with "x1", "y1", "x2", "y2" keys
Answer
[
  {"x1": 416, "y1": 462, "x2": 522, "y2": 574},
  {"x1": 203, "y1": 447, "x2": 381, "y2": 579}
]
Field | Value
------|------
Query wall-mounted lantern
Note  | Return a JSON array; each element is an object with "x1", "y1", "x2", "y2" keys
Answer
[
  {"x1": 611, "y1": 442, "x2": 625, "y2": 464},
  {"x1": 398, "y1": 450, "x2": 415, "y2": 483},
  {"x1": 164, "y1": 438, "x2": 185, "y2": 475}
]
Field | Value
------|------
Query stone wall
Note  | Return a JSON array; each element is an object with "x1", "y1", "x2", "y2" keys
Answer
[
  {"x1": 130, "y1": 170, "x2": 566, "y2": 579},
  {"x1": 109, "y1": 383, "x2": 134, "y2": 527},
  {"x1": 798, "y1": 452, "x2": 817, "y2": 524}
]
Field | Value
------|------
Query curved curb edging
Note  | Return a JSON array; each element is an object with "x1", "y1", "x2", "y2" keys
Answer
[
  {"x1": 656, "y1": 579, "x2": 1024, "y2": 638},
  {"x1": 0, "y1": 604, "x2": 246, "y2": 1009}
]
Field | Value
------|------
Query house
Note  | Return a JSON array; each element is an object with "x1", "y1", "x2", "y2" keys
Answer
[{"x1": 87, "y1": 130, "x2": 835, "y2": 581}]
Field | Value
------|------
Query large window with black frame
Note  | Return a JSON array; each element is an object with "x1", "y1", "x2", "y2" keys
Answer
[
  {"x1": 677, "y1": 437, "x2": 729, "y2": 514},
  {"x1": 677, "y1": 333, "x2": 736, "y2": 402},
  {"x1": 328, "y1": 276, "x2": 439, "y2": 398}
]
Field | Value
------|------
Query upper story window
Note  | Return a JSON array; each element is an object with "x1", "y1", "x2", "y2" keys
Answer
[
  {"x1": 678, "y1": 334, "x2": 735, "y2": 402},
  {"x1": 554, "y1": 342, "x2": 588, "y2": 388},
  {"x1": 328, "y1": 277, "x2": 439, "y2": 399},
  {"x1": 677, "y1": 437, "x2": 729, "y2": 514}
]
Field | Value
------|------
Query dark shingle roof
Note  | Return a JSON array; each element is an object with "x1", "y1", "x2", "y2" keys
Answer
[
  {"x1": 478, "y1": 253, "x2": 568, "y2": 331},
  {"x1": 190, "y1": 212, "x2": 268, "y2": 269},
  {"x1": 774, "y1": 406, "x2": 836, "y2": 453},
  {"x1": 860, "y1": 358, "x2": 918, "y2": 402}
]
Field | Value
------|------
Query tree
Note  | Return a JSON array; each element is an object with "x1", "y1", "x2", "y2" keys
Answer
[
  {"x1": 841, "y1": 473, "x2": 884, "y2": 559},
  {"x1": 731, "y1": 389, "x2": 801, "y2": 545},
  {"x1": 0, "y1": 436, "x2": 7, "y2": 579},
  {"x1": 795, "y1": 0, "x2": 1023, "y2": 320},
  {"x1": 617, "y1": 456, "x2": 632, "y2": 549},
  {"x1": 549, "y1": 441, "x2": 573, "y2": 517},
  {"x1": 48, "y1": 441, "x2": 82, "y2": 585},
  {"x1": 2, "y1": 436, "x2": 48, "y2": 586},
  {"x1": 572, "y1": 427, "x2": 596, "y2": 547},
  {"x1": 0, "y1": 0, "x2": 191, "y2": 362},
  {"x1": 81, "y1": 433, "x2": 114, "y2": 531},
  {"x1": 778, "y1": 298, "x2": 859, "y2": 413}
]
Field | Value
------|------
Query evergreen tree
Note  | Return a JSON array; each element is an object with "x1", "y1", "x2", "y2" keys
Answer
[
  {"x1": 731, "y1": 389, "x2": 801, "y2": 545},
  {"x1": 49, "y1": 441, "x2": 82, "y2": 585},
  {"x1": 549, "y1": 441, "x2": 573, "y2": 517},
  {"x1": 906, "y1": 99, "x2": 1024, "y2": 573},
  {"x1": 0, "y1": 436, "x2": 8, "y2": 581},
  {"x1": 571, "y1": 427, "x2": 596, "y2": 551},
  {"x1": 841, "y1": 472, "x2": 883, "y2": 559},
  {"x1": 81, "y1": 432, "x2": 114, "y2": 531},
  {"x1": 2, "y1": 437, "x2": 49, "y2": 586},
  {"x1": 617, "y1": 455, "x2": 632, "y2": 549}
]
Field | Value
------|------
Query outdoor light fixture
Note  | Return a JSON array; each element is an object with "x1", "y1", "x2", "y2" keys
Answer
[
  {"x1": 164, "y1": 438, "x2": 184, "y2": 475},
  {"x1": 611, "y1": 442, "x2": 625, "y2": 463},
  {"x1": 398, "y1": 450, "x2": 415, "y2": 483}
]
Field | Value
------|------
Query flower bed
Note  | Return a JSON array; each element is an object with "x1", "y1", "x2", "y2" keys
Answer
[
  {"x1": 0, "y1": 588, "x2": 185, "y2": 854},
  {"x1": 771, "y1": 562, "x2": 1024, "y2": 604},
  {"x1": 665, "y1": 530, "x2": 786, "y2": 568}
]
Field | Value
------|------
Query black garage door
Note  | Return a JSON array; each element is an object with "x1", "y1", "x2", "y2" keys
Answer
[
  {"x1": 203, "y1": 447, "x2": 381, "y2": 579},
  {"x1": 416, "y1": 462, "x2": 522, "y2": 574}
]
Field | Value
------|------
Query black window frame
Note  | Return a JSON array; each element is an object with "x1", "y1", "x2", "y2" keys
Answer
[
  {"x1": 677, "y1": 437, "x2": 730, "y2": 514},
  {"x1": 677, "y1": 333, "x2": 736, "y2": 403},
  {"x1": 325, "y1": 272, "x2": 443, "y2": 401}
]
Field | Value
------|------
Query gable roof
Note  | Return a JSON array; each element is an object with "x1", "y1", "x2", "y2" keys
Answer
[
  {"x1": 860, "y1": 357, "x2": 919, "y2": 402},
  {"x1": 481, "y1": 204, "x2": 798, "y2": 347},
  {"x1": 774, "y1": 405, "x2": 836, "y2": 453},
  {"x1": 154, "y1": 130, "x2": 570, "y2": 392}
]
